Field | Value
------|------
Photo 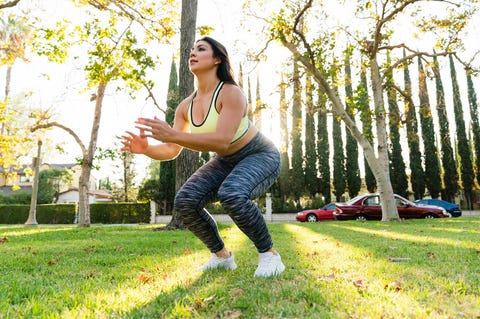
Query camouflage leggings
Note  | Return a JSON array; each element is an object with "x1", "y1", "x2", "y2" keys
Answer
[{"x1": 174, "y1": 132, "x2": 281, "y2": 253}]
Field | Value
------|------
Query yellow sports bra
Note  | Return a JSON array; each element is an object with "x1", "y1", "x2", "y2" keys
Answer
[{"x1": 188, "y1": 81, "x2": 250, "y2": 143}]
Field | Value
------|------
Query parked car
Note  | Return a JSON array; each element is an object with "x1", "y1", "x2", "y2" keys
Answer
[
  {"x1": 296, "y1": 203, "x2": 336, "y2": 222},
  {"x1": 334, "y1": 194, "x2": 450, "y2": 221},
  {"x1": 414, "y1": 198, "x2": 462, "y2": 217}
]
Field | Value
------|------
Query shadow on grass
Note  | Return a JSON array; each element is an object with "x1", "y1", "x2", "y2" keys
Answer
[{"x1": 125, "y1": 222, "x2": 327, "y2": 318}]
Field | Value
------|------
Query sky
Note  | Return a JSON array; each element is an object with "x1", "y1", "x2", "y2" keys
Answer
[{"x1": 2, "y1": 0, "x2": 480, "y2": 187}]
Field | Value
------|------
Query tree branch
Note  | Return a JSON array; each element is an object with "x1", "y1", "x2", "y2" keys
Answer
[
  {"x1": 30, "y1": 122, "x2": 87, "y2": 158},
  {"x1": 0, "y1": 0, "x2": 21, "y2": 10}
]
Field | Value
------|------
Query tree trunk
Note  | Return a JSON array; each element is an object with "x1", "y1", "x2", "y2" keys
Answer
[
  {"x1": 369, "y1": 58, "x2": 399, "y2": 221},
  {"x1": 165, "y1": 0, "x2": 198, "y2": 230},
  {"x1": 25, "y1": 140, "x2": 42, "y2": 226},
  {"x1": 77, "y1": 81, "x2": 107, "y2": 227}
]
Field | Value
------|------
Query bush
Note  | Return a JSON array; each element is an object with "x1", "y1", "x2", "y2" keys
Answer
[
  {"x1": 0, "y1": 204, "x2": 76, "y2": 224},
  {"x1": 90, "y1": 202, "x2": 150, "y2": 224}
]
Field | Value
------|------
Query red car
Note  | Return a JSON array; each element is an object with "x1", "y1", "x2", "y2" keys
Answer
[
  {"x1": 296, "y1": 203, "x2": 336, "y2": 222},
  {"x1": 334, "y1": 194, "x2": 449, "y2": 221}
]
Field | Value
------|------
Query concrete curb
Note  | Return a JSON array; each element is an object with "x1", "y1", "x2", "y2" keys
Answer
[{"x1": 154, "y1": 211, "x2": 480, "y2": 224}]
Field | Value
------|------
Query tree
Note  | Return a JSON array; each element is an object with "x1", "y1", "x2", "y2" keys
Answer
[
  {"x1": 268, "y1": 0, "x2": 476, "y2": 220},
  {"x1": 417, "y1": 56, "x2": 442, "y2": 198},
  {"x1": 304, "y1": 74, "x2": 317, "y2": 201},
  {"x1": 432, "y1": 55, "x2": 458, "y2": 202},
  {"x1": 0, "y1": 14, "x2": 35, "y2": 188},
  {"x1": 403, "y1": 51, "x2": 425, "y2": 200},
  {"x1": 357, "y1": 60, "x2": 376, "y2": 193},
  {"x1": 278, "y1": 72, "x2": 290, "y2": 202},
  {"x1": 466, "y1": 67, "x2": 480, "y2": 188},
  {"x1": 344, "y1": 47, "x2": 361, "y2": 198},
  {"x1": 385, "y1": 54, "x2": 408, "y2": 198},
  {"x1": 316, "y1": 87, "x2": 331, "y2": 204},
  {"x1": 290, "y1": 61, "x2": 304, "y2": 207},
  {"x1": 168, "y1": 0, "x2": 198, "y2": 230},
  {"x1": 31, "y1": 1, "x2": 177, "y2": 226},
  {"x1": 159, "y1": 59, "x2": 179, "y2": 211},
  {"x1": 37, "y1": 167, "x2": 73, "y2": 204},
  {"x1": 450, "y1": 54, "x2": 474, "y2": 209}
]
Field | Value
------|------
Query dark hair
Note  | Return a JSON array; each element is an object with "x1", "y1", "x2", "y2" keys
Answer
[{"x1": 196, "y1": 36, "x2": 237, "y2": 85}]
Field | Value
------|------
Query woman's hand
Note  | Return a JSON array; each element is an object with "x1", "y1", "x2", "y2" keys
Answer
[
  {"x1": 135, "y1": 117, "x2": 175, "y2": 143},
  {"x1": 121, "y1": 130, "x2": 148, "y2": 154}
]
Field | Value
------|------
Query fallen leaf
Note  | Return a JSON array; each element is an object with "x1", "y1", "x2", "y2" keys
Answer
[
  {"x1": 336, "y1": 242, "x2": 341, "y2": 247},
  {"x1": 48, "y1": 259, "x2": 58, "y2": 266},
  {"x1": 138, "y1": 274, "x2": 152, "y2": 284},
  {"x1": 318, "y1": 273, "x2": 335, "y2": 281},
  {"x1": 427, "y1": 252, "x2": 438, "y2": 259},
  {"x1": 117, "y1": 246, "x2": 124, "y2": 251},
  {"x1": 172, "y1": 240, "x2": 177, "y2": 244},
  {"x1": 0, "y1": 236, "x2": 8, "y2": 243},
  {"x1": 353, "y1": 279, "x2": 368, "y2": 293},
  {"x1": 224, "y1": 310, "x2": 242, "y2": 319},
  {"x1": 233, "y1": 288, "x2": 245, "y2": 296},
  {"x1": 183, "y1": 249, "x2": 192, "y2": 255},
  {"x1": 84, "y1": 246, "x2": 95, "y2": 252},
  {"x1": 384, "y1": 281, "x2": 402, "y2": 292},
  {"x1": 305, "y1": 251, "x2": 319, "y2": 257}
]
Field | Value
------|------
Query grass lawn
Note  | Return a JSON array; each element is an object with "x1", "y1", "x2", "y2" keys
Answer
[{"x1": 1, "y1": 217, "x2": 479, "y2": 318}]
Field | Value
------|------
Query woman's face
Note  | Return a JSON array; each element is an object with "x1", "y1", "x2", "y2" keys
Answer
[{"x1": 189, "y1": 40, "x2": 220, "y2": 73}]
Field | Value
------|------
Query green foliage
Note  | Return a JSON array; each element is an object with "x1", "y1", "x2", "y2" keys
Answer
[
  {"x1": 0, "y1": 191, "x2": 31, "y2": 204},
  {"x1": 449, "y1": 54, "x2": 474, "y2": 209},
  {"x1": 344, "y1": 48, "x2": 361, "y2": 198},
  {"x1": 417, "y1": 57, "x2": 442, "y2": 198},
  {"x1": 37, "y1": 168, "x2": 73, "y2": 204},
  {"x1": 403, "y1": 50, "x2": 425, "y2": 199},
  {"x1": 433, "y1": 55, "x2": 458, "y2": 202},
  {"x1": 0, "y1": 204, "x2": 76, "y2": 223},
  {"x1": 304, "y1": 75, "x2": 318, "y2": 198},
  {"x1": 385, "y1": 54, "x2": 408, "y2": 198},
  {"x1": 90, "y1": 202, "x2": 150, "y2": 224},
  {"x1": 466, "y1": 70, "x2": 480, "y2": 188},
  {"x1": 316, "y1": 89, "x2": 331, "y2": 203}
]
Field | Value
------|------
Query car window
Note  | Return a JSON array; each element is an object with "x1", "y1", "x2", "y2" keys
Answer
[
  {"x1": 395, "y1": 198, "x2": 408, "y2": 207},
  {"x1": 325, "y1": 203, "x2": 336, "y2": 210},
  {"x1": 364, "y1": 196, "x2": 380, "y2": 206}
]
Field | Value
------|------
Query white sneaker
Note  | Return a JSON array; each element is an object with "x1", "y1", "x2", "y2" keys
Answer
[
  {"x1": 254, "y1": 252, "x2": 286, "y2": 277},
  {"x1": 198, "y1": 252, "x2": 237, "y2": 272}
]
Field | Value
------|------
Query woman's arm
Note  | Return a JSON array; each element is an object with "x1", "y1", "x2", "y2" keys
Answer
[{"x1": 137, "y1": 84, "x2": 246, "y2": 155}]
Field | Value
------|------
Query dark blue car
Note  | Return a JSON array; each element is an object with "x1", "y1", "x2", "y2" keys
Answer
[{"x1": 414, "y1": 199, "x2": 462, "y2": 217}]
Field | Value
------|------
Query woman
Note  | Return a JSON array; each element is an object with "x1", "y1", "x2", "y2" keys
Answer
[{"x1": 121, "y1": 37, "x2": 285, "y2": 277}]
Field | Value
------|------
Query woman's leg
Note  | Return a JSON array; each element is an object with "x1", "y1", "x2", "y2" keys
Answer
[
  {"x1": 174, "y1": 157, "x2": 231, "y2": 253},
  {"x1": 217, "y1": 149, "x2": 280, "y2": 253}
]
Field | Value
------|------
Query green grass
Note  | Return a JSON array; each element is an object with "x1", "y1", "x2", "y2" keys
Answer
[{"x1": 1, "y1": 218, "x2": 479, "y2": 319}]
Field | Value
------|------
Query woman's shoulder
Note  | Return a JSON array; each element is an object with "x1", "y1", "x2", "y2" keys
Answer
[{"x1": 220, "y1": 83, "x2": 245, "y2": 99}]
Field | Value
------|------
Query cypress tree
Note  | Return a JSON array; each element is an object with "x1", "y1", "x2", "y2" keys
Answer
[
  {"x1": 417, "y1": 57, "x2": 442, "y2": 198},
  {"x1": 332, "y1": 63, "x2": 346, "y2": 201},
  {"x1": 290, "y1": 62, "x2": 304, "y2": 207},
  {"x1": 466, "y1": 67, "x2": 480, "y2": 188},
  {"x1": 449, "y1": 55, "x2": 474, "y2": 209},
  {"x1": 385, "y1": 54, "x2": 408, "y2": 198},
  {"x1": 432, "y1": 55, "x2": 458, "y2": 202},
  {"x1": 159, "y1": 58, "x2": 179, "y2": 213},
  {"x1": 403, "y1": 50, "x2": 425, "y2": 199},
  {"x1": 357, "y1": 60, "x2": 376, "y2": 193},
  {"x1": 344, "y1": 47, "x2": 361, "y2": 198},
  {"x1": 304, "y1": 75, "x2": 318, "y2": 200},
  {"x1": 317, "y1": 87, "x2": 331, "y2": 204},
  {"x1": 278, "y1": 73, "x2": 291, "y2": 202}
]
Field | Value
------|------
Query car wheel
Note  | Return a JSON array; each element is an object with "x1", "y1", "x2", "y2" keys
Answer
[
  {"x1": 355, "y1": 214, "x2": 368, "y2": 221},
  {"x1": 424, "y1": 213, "x2": 436, "y2": 219},
  {"x1": 307, "y1": 214, "x2": 318, "y2": 222}
]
